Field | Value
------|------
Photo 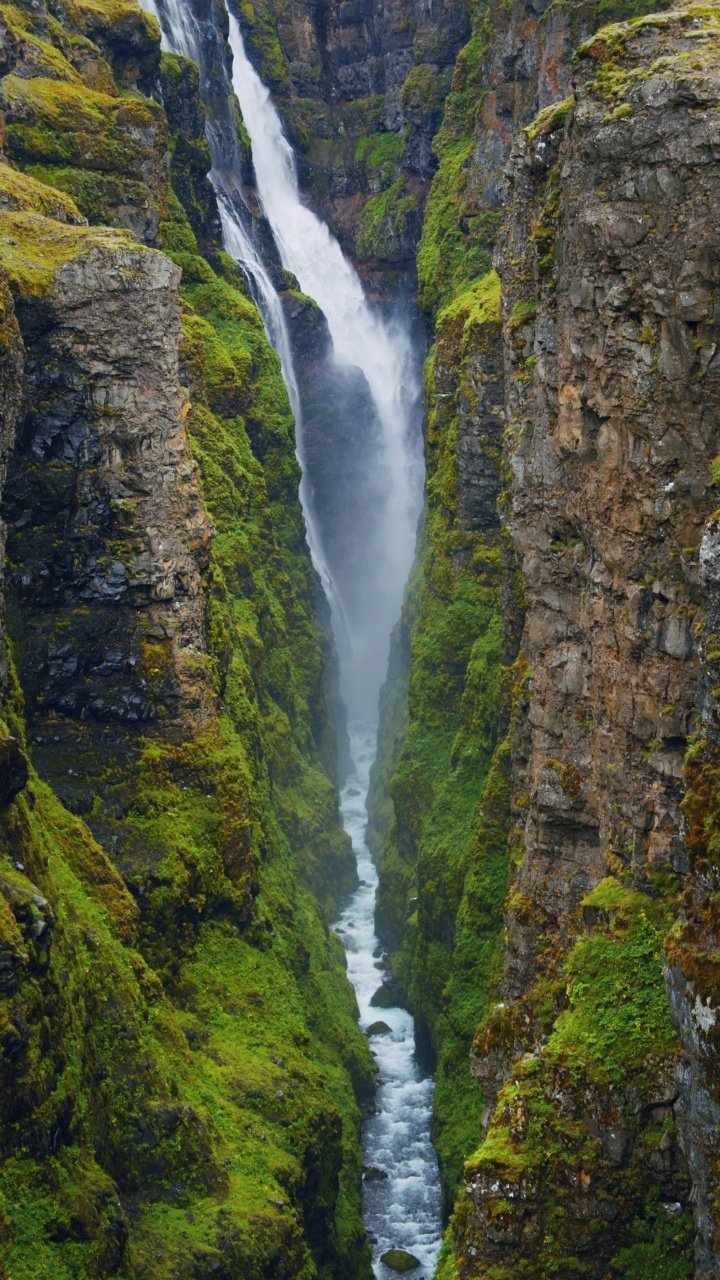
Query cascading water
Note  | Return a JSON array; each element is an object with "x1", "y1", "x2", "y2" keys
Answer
[
  {"x1": 141, "y1": 0, "x2": 440, "y2": 1270},
  {"x1": 141, "y1": 0, "x2": 338, "y2": 613},
  {"x1": 337, "y1": 727, "x2": 443, "y2": 1278},
  {"x1": 226, "y1": 13, "x2": 424, "y2": 721}
]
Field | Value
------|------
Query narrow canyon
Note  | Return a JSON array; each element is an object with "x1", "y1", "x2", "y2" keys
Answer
[{"x1": 0, "y1": 0, "x2": 717, "y2": 1277}]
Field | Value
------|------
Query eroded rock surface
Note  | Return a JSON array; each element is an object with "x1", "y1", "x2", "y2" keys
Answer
[
  {"x1": 5, "y1": 244, "x2": 213, "y2": 814},
  {"x1": 459, "y1": 4, "x2": 720, "y2": 1275}
]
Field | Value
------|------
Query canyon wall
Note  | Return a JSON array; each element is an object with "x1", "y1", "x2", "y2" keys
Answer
[
  {"x1": 0, "y1": 0, "x2": 719, "y2": 1273},
  {"x1": 368, "y1": 0, "x2": 720, "y2": 1278},
  {"x1": 0, "y1": 4, "x2": 376, "y2": 1277}
]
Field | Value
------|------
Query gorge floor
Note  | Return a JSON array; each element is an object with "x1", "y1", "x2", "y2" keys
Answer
[{"x1": 336, "y1": 725, "x2": 443, "y2": 1279}]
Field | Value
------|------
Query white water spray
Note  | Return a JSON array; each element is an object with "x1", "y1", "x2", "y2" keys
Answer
[{"x1": 225, "y1": 14, "x2": 424, "y2": 718}]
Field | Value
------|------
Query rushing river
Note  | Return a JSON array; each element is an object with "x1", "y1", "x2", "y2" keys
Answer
[
  {"x1": 138, "y1": 0, "x2": 439, "y2": 1260},
  {"x1": 335, "y1": 725, "x2": 443, "y2": 1278}
]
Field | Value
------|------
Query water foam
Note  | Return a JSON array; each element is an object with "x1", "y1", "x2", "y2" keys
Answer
[{"x1": 338, "y1": 725, "x2": 443, "y2": 1278}]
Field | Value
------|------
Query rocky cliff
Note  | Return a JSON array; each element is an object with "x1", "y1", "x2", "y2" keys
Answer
[
  {"x1": 1, "y1": 0, "x2": 720, "y2": 1273},
  {"x1": 0, "y1": 4, "x2": 376, "y2": 1277},
  {"x1": 369, "y1": 0, "x2": 720, "y2": 1278}
]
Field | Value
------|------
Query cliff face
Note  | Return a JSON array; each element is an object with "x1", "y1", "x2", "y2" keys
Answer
[
  {"x1": 1, "y1": 0, "x2": 720, "y2": 1273},
  {"x1": 0, "y1": 4, "x2": 376, "y2": 1277},
  {"x1": 370, "y1": 0, "x2": 720, "y2": 1277},
  {"x1": 459, "y1": 5, "x2": 720, "y2": 1275},
  {"x1": 231, "y1": 0, "x2": 469, "y2": 298}
]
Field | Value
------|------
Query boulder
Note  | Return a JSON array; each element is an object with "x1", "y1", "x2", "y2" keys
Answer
[{"x1": 381, "y1": 1250, "x2": 421, "y2": 1272}]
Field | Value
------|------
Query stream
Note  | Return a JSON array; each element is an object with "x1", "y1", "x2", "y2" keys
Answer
[
  {"x1": 137, "y1": 0, "x2": 440, "y2": 1263},
  {"x1": 336, "y1": 725, "x2": 443, "y2": 1278}
]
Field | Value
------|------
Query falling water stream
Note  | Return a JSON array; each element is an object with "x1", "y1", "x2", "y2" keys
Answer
[
  {"x1": 225, "y1": 16, "x2": 424, "y2": 720},
  {"x1": 140, "y1": 0, "x2": 440, "y2": 1267}
]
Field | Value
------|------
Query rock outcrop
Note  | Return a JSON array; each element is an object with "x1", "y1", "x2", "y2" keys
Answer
[
  {"x1": 371, "y1": 0, "x2": 720, "y2": 1276},
  {"x1": 454, "y1": 5, "x2": 720, "y2": 1275},
  {"x1": 0, "y1": 3, "x2": 376, "y2": 1277},
  {"x1": 6, "y1": 241, "x2": 214, "y2": 816}
]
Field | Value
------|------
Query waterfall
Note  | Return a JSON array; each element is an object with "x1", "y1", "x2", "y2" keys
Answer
[
  {"x1": 140, "y1": 2, "x2": 441, "y2": 1273},
  {"x1": 225, "y1": 14, "x2": 424, "y2": 719},
  {"x1": 143, "y1": 0, "x2": 423, "y2": 719},
  {"x1": 140, "y1": 0, "x2": 341, "y2": 623}
]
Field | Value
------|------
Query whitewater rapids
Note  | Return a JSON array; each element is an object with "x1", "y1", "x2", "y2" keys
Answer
[{"x1": 336, "y1": 725, "x2": 443, "y2": 1279}]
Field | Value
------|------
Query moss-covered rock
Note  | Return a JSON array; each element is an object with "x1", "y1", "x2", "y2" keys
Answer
[
  {"x1": 0, "y1": 2, "x2": 375, "y2": 1276},
  {"x1": 368, "y1": 268, "x2": 518, "y2": 1215}
]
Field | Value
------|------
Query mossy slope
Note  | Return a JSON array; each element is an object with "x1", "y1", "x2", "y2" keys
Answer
[
  {"x1": 370, "y1": 0, "x2": 692, "y2": 1253},
  {"x1": 367, "y1": 268, "x2": 519, "y2": 1216},
  {"x1": 0, "y1": 4, "x2": 374, "y2": 1278}
]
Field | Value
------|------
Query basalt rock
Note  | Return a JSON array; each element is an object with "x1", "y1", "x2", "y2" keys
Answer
[
  {"x1": 4, "y1": 242, "x2": 214, "y2": 819},
  {"x1": 381, "y1": 1248, "x2": 422, "y2": 1271},
  {"x1": 668, "y1": 513, "x2": 720, "y2": 1277},
  {"x1": 456, "y1": 4, "x2": 720, "y2": 1275}
]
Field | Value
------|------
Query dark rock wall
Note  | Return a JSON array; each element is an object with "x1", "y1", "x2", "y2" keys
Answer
[
  {"x1": 453, "y1": 7, "x2": 720, "y2": 1276},
  {"x1": 0, "y1": 272, "x2": 24, "y2": 697},
  {"x1": 370, "y1": 0, "x2": 720, "y2": 1277},
  {"x1": 0, "y1": 2, "x2": 377, "y2": 1276},
  {"x1": 6, "y1": 245, "x2": 214, "y2": 816}
]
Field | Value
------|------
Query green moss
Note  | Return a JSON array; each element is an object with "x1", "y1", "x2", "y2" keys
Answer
[
  {"x1": 524, "y1": 94, "x2": 574, "y2": 141},
  {"x1": 576, "y1": 0, "x2": 720, "y2": 105},
  {"x1": 555, "y1": 887, "x2": 677, "y2": 1084},
  {"x1": 369, "y1": 269, "x2": 512, "y2": 1215},
  {"x1": 237, "y1": 0, "x2": 291, "y2": 94},
  {"x1": 456, "y1": 881, "x2": 692, "y2": 1277},
  {"x1": 0, "y1": 160, "x2": 84, "y2": 222},
  {"x1": 4, "y1": 73, "x2": 166, "y2": 174},
  {"x1": 354, "y1": 130, "x2": 407, "y2": 190},
  {"x1": 437, "y1": 268, "x2": 500, "y2": 340},
  {"x1": 400, "y1": 63, "x2": 450, "y2": 130},
  {"x1": 0, "y1": 206, "x2": 141, "y2": 294},
  {"x1": 415, "y1": 28, "x2": 498, "y2": 316},
  {"x1": 0, "y1": 6, "x2": 374, "y2": 1273},
  {"x1": 356, "y1": 179, "x2": 419, "y2": 260}
]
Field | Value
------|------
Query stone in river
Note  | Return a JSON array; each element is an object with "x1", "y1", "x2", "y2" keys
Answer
[
  {"x1": 363, "y1": 1165, "x2": 388, "y2": 1181},
  {"x1": 366, "y1": 1020, "x2": 391, "y2": 1036},
  {"x1": 370, "y1": 984, "x2": 395, "y2": 1008},
  {"x1": 381, "y1": 1250, "x2": 421, "y2": 1272}
]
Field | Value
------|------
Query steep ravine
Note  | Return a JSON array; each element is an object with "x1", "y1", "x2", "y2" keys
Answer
[
  {"x1": 0, "y1": 0, "x2": 720, "y2": 1276},
  {"x1": 0, "y1": 4, "x2": 376, "y2": 1276}
]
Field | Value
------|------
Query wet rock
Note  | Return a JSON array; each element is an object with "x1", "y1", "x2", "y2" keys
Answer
[
  {"x1": 369, "y1": 983, "x2": 395, "y2": 1009},
  {"x1": 366, "y1": 1020, "x2": 392, "y2": 1036},
  {"x1": 363, "y1": 1165, "x2": 388, "y2": 1181},
  {"x1": 0, "y1": 736, "x2": 27, "y2": 806},
  {"x1": 4, "y1": 243, "x2": 214, "y2": 828},
  {"x1": 381, "y1": 1249, "x2": 421, "y2": 1272},
  {"x1": 459, "y1": 1, "x2": 720, "y2": 1274}
]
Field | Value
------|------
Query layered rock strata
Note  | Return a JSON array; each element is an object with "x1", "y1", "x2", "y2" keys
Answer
[
  {"x1": 6, "y1": 242, "x2": 214, "y2": 813},
  {"x1": 371, "y1": 0, "x2": 720, "y2": 1276}
]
